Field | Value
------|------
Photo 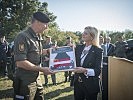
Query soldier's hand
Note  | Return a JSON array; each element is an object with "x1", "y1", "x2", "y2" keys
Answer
[{"x1": 42, "y1": 67, "x2": 55, "y2": 75}]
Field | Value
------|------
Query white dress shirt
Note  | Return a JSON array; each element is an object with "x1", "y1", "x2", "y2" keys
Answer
[{"x1": 80, "y1": 45, "x2": 95, "y2": 77}]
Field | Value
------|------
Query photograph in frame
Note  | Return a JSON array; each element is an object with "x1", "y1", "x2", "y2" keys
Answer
[{"x1": 49, "y1": 46, "x2": 76, "y2": 72}]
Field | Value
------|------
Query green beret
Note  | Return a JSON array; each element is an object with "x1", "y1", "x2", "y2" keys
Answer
[{"x1": 33, "y1": 12, "x2": 50, "y2": 23}]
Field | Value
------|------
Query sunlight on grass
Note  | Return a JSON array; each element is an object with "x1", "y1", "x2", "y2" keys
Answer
[
  {"x1": 41, "y1": 72, "x2": 74, "y2": 100},
  {"x1": 0, "y1": 72, "x2": 101, "y2": 100}
]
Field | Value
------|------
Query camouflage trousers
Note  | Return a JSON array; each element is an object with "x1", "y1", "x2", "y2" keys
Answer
[{"x1": 13, "y1": 74, "x2": 44, "y2": 100}]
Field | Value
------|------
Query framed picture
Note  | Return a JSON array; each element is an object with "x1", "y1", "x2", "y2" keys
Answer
[{"x1": 49, "y1": 46, "x2": 76, "y2": 72}]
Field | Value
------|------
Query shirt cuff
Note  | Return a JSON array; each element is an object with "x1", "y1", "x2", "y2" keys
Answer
[{"x1": 84, "y1": 68, "x2": 95, "y2": 77}]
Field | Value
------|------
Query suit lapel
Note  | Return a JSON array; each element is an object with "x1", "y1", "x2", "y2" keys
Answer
[
  {"x1": 79, "y1": 45, "x2": 85, "y2": 57},
  {"x1": 82, "y1": 46, "x2": 95, "y2": 66},
  {"x1": 107, "y1": 44, "x2": 112, "y2": 54}
]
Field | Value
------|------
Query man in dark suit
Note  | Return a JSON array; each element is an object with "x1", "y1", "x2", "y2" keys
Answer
[
  {"x1": 114, "y1": 35, "x2": 128, "y2": 58},
  {"x1": 105, "y1": 37, "x2": 115, "y2": 56},
  {"x1": 99, "y1": 35, "x2": 106, "y2": 56},
  {"x1": 102, "y1": 36, "x2": 115, "y2": 100}
]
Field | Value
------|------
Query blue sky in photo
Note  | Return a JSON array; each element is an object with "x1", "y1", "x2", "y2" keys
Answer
[{"x1": 40, "y1": 0, "x2": 133, "y2": 32}]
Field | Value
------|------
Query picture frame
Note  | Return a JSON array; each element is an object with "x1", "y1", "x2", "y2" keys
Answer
[{"x1": 49, "y1": 46, "x2": 76, "y2": 72}]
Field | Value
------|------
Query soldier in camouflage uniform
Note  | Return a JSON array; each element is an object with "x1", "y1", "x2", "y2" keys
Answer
[
  {"x1": 64, "y1": 37, "x2": 73, "y2": 82},
  {"x1": 13, "y1": 12, "x2": 54, "y2": 100},
  {"x1": 42, "y1": 36, "x2": 56, "y2": 86},
  {"x1": 114, "y1": 35, "x2": 128, "y2": 58}
]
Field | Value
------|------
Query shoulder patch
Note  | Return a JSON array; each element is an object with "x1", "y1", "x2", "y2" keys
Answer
[{"x1": 19, "y1": 43, "x2": 25, "y2": 51}]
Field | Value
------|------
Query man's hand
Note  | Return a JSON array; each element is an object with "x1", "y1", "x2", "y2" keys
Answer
[
  {"x1": 67, "y1": 43, "x2": 75, "y2": 48},
  {"x1": 42, "y1": 67, "x2": 55, "y2": 75},
  {"x1": 43, "y1": 49, "x2": 49, "y2": 55},
  {"x1": 43, "y1": 56, "x2": 49, "y2": 61}
]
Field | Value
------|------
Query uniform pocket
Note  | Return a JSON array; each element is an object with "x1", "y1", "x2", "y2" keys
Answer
[
  {"x1": 20, "y1": 80, "x2": 37, "y2": 100},
  {"x1": 28, "y1": 82, "x2": 37, "y2": 100}
]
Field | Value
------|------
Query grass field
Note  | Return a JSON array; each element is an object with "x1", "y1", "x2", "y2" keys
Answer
[{"x1": 0, "y1": 72, "x2": 102, "y2": 100}]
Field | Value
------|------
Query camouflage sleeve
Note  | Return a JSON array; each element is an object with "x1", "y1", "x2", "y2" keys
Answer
[{"x1": 14, "y1": 33, "x2": 28, "y2": 61}]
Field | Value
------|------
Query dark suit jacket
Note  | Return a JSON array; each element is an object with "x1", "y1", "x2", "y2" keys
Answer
[
  {"x1": 107, "y1": 43, "x2": 115, "y2": 56},
  {"x1": 74, "y1": 44, "x2": 103, "y2": 93}
]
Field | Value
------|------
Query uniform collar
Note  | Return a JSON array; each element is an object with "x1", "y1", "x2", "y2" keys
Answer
[{"x1": 28, "y1": 27, "x2": 38, "y2": 38}]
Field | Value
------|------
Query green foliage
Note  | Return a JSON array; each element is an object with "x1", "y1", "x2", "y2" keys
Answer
[
  {"x1": 0, "y1": 72, "x2": 74, "y2": 100},
  {"x1": 109, "y1": 31, "x2": 124, "y2": 43},
  {"x1": 124, "y1": 29, "x2": 133, "y2": 40},
  {"x1": 0, "y1": 72, "x2": 102, "y2": 100},
  {"x1": 100, "y1": 30, "x2": 133, "y2": 44},
  {"x1": 0, "y1": 0, "x2": 132, "y2": 44},
  {"x1": 0, "y1": 0, "x2": 57, "y2": 40},
  {"x1": 0, "y1": 0, "x2": 80, "y2": 45},
  {"x1": 43, "y1": 29, "x2": 79, "y2": 46}
]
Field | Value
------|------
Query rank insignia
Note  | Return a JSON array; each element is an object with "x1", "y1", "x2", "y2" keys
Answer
[{"x1": 19, "y1": 43, "x2": 25, "y2": 51}]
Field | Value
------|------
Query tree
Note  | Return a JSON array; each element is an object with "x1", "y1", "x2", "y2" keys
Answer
[
  {"x1": 103, "y1": 30, "x2": 133, "y2": 44},
  {"x1": 124, "y1": 29, "x2": 133, "y2": 40},
  {"x1": 0, "y1": 0, "x2": 80, "y2": 45},
  {"x1": 0, "y1": 0, "x2": 57, "y2": 41}
]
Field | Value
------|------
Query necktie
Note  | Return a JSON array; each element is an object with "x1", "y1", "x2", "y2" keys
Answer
[
  {"x1": 107, "y1": 43, "x2": 109, "y2": 50},
  {"x1": 105, "y1": 44, "x2": 108, "y2": 56}
]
